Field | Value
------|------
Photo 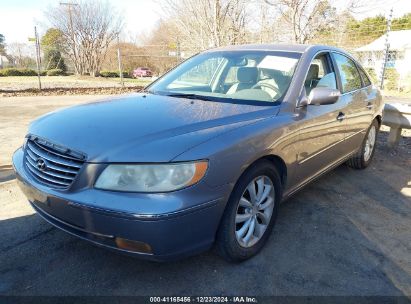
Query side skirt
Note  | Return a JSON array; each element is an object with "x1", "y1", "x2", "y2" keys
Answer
[{"x1": 281, "y1": 151, "x2": 357, "y2": 202}]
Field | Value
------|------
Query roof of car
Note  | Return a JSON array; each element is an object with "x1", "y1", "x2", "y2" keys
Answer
[{"x1": 206, "y1": 44, "x2": 344, "y2": 54}]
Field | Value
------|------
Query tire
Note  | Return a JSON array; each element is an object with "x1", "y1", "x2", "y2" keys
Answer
[
  {"x1": 347, "y1": 119, "x2": 379, "y2": 169},
  {"x1": 215, "y1": 160, "x2": 282, "y2": 262}
]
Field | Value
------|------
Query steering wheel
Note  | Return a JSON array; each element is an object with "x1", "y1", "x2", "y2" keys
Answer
[{"x1": 251, "y1": 82, "x2": 280, "y2": 98}]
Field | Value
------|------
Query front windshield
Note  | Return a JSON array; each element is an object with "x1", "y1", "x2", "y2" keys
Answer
[{"x1": 148, "y1": 50, "x2": 301, "y2": 104}]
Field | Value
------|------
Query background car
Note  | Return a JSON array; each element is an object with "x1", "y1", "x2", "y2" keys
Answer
[
  {"x1": 133, "y1": 67, "x2": 153, "y2": 78},
  {"x1": 13, "y1": 44, "x2": 383, "y2": 262}
]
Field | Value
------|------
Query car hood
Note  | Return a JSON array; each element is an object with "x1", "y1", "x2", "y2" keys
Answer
[{"x1": 29, "y1": 93, "x2": 279, "y2": 162}]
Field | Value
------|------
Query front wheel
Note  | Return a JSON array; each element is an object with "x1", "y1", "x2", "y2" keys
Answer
[
  {"x1": 215, "y1": 160, "x2": 282, "y2": 262},
  {"x1": 347, "y1": 119, "x2": 379, "y2": 169}
]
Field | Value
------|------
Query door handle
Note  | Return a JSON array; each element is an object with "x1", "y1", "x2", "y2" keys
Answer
[
  {"x1": 366, "y1": 102, "x2": 373, "y2": 109},
  {"x1": 336, "y1": 112, "x2": 345, "y2": 121}
]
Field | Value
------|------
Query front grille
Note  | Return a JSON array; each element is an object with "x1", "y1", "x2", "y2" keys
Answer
[{"x1": 24, "y1": 136, "x2": 86, "y2": 189}]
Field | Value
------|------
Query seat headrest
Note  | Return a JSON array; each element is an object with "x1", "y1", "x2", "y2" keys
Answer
[
  {"x1": 237, "y1": 67, "x2": 258, "y2": 83},
  {"x1": 307, "y1": 64, "x2": 319, "y2": 80}
]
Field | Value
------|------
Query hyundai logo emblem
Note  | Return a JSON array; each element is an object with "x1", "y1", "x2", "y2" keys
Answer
[{"x1": 36, "y1": 158, "x2": 47, "y2": 171}]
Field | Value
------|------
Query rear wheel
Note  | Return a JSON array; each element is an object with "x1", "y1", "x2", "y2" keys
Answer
[
  {"x1": 347, "y1": 119, "x2": 379, "y2": 169},
  {"x1": 215, "y1": 160, "x2": 282, "y2": 262}
]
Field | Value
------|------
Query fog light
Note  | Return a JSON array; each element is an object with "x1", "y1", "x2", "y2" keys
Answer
[{"x1": 115, "y1": 237, "x2": 152, "y2": 254}]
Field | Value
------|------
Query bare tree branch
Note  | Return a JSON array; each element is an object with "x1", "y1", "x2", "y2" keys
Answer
[
  {"x1": 161, "y1": 0, "x2": 250, "y2": 49},
  {"x1": 45, "y1": 0, "x2": 123, "y2": 76}
]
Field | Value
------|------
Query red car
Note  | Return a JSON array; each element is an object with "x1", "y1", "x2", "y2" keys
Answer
[{"x1": 133, "y1": 67, "x2": 153, "y2": 78}]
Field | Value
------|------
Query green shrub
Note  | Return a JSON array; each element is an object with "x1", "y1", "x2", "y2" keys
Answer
[
  {"x1": 100, "y1": 70, "x2": 119, "y2": 77},
  {"x1": 122, "y1": 70, "x2": 131, "y2": 78},
  {"x1": 99, "y1": 70, "x2": 130, "y2": 78},
  {"x1": 384, "y1": 68, "x2": 399, "y2": 91},
  {"x1": 0, "y1": 68, "x2": 38, "y2": 76},
  {"x1": 46, "y1": 68, "x2": 65, "y2": 76},
  {"x1": 21, "y1": 69, "x2": 38, "y2": 76}
]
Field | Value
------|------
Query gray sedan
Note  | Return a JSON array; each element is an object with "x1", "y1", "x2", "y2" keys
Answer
[{"x1": 12, "y1": 44, "x2": 383, "y2": 262}]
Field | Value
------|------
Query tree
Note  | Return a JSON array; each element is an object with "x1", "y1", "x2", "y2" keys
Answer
[
  {"x1": 41, "y1": 28, "x2": 65, "y2": 52},
  {"x1": 392, "y1": 13, "x2": 411, "y2": 31},
  {"x1": 44, "y1": 49, "x2": 67, "y2": 71},
  {"x1": 45, "y1": 0, "x2": 123, "y2": 76},
  {"x1": 343, "y1": 13, "x2": 411, "y2": 47},
  {"x1": 309, "y1": 10, "x2": 356, "y2": 48},
  {"x1": 162, "y1": 0, "x2": 249, "y2": 50},
  {"x1": 142, "y1": 19, "x2": 182, "y2": 74},
  {"x1": 265, "y1": 0, "x2": 337, "y2": 44},
  {"x1": 6, "y1": 43, "x2": 36, "y2": 68},
  {"x1": 345, "y1": 15, "x2": 386, "y2": 45}
]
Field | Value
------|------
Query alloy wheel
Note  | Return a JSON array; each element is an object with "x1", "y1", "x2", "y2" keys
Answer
[{"x1": 235, "y1": 175, "x2": 275, "y2": 248}]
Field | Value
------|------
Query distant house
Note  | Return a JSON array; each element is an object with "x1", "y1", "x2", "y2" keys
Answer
[
  {"x1": 0, "y1": 55, "x2": 14, "y2": 69},
  {"x1": 355, "y1": 30, "x2": 411, "y2": 81}
]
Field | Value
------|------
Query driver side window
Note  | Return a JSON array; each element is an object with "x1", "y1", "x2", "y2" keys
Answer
[{"x1": 305, "y1": 53, "x2": 337, "y2": 95}]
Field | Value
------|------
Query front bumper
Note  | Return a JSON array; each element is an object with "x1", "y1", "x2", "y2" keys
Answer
[{"x1": 13, "y1": 148, "x2": 229, "y2": 261}]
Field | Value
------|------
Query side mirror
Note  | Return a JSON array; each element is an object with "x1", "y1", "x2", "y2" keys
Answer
[{"x1": 308, "y1": 87, "x2": 341, "y2": 105}]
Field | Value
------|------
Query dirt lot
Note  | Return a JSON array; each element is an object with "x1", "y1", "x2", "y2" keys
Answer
[
  {"x1": 0, "y1": 75, "x2": 152, "y2": 90},
  {"x1": 0, "y1": 95, "x2": 410, "y2": 296}
]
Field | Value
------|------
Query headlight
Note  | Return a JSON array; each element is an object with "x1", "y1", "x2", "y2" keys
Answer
[{"x1": 95, "y1": 161, "x2": 208, "y2": 192}]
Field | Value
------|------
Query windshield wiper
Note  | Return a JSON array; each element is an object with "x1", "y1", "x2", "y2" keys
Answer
[
  {"x1": 139, "y1": 88, "x2": 154, "y2": 94},
  {"x1": 164, "y1": 93, "x2": 215, "y2": 101}
]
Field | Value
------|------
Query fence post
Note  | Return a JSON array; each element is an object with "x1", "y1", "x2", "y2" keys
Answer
[
  {"x1": 379, "y1": 8, "x2": 393, "y2": 89},
  {"x1": 34, "y1": 26, "x2": 42, "y2": 91}
]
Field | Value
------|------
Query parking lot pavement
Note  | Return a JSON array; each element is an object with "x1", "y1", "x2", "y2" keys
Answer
[
  {"x1": 0, "y1": 95, "x2": 410, "y2": 296},
  {"x1": 0, "y1": 95, "x2": 110, "y2": 165}
]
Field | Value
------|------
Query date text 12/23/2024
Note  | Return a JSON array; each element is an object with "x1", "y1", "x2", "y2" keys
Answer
[{"x1": 150, "y1": 297, "x2": 257, "y2": 303}]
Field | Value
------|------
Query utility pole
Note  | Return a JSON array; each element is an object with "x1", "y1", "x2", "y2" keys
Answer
[
  {"x1": 176, "y1": 39, "x2": 181, "y2": 62},
  {"x1": 117, "y1": 35, "x2": 124, "y2": 87},
  {"x1": 34, "y1": 26, "x2": 42, "y2": 90},
  {"x1": 260, "y1": 2, "x2": 266, "y2": 44},
  {"x1": 380, "y1": 8, "x2": 393, "y2": 89},
  {"x1": 60, "y1": 2, "x2": 78, "y2": 74}
]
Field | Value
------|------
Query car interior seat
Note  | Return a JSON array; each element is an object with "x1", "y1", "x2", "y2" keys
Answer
[
  {"x1": 227, "y1": 67, "x2": 258, "y2": 94},
  {"x1": 305, "y1": 64, "x2": 320, "y2": 95},
  {"x1": 316, "y1": 72, "x2": 337, "y2": 90},
  {"x1": 257, "y1": 69, "x2": 290, "y2": 98}
]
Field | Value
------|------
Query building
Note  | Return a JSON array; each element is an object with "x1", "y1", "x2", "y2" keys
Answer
[
  {"x1": 355, "y1": 30, "x2": 411, "y2": 88},
  {"x1": 0, "y1": 55, "x2": 14, "y2": 69}
]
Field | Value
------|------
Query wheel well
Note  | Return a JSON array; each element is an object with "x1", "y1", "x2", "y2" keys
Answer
[
  {"x1": 375, "y1": 115, "x2": 382, "y2": 127},
  {"x1": 256, "y1": 155, "x2": 287, "y2": 187}
]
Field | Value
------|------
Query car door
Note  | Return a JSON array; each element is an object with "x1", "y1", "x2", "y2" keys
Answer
[
  {"x1": 294, "y1": 52, "x2": 349, "y2": 187},
  {"x1": 331, "y1": 53, "x2": 372, "y2": 153}
]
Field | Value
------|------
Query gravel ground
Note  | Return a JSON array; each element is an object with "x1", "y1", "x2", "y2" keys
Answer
[
  {"x1": 0, "y1": 76, "x2": 152, "y2": 97},
  {"x1": 0, "y1": 95, "x2": 410, "y2": 297},
  {"x1": 0, "y1": 76, "x2": 152, "y2": 90}
]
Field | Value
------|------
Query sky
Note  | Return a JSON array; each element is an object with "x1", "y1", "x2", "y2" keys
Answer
[
  {"x1": 0, "y1": 0, "x2": 162, "y2": 44},
  {"x1": 1, "y1": 0, "x2": 411, "y2": 45}
]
